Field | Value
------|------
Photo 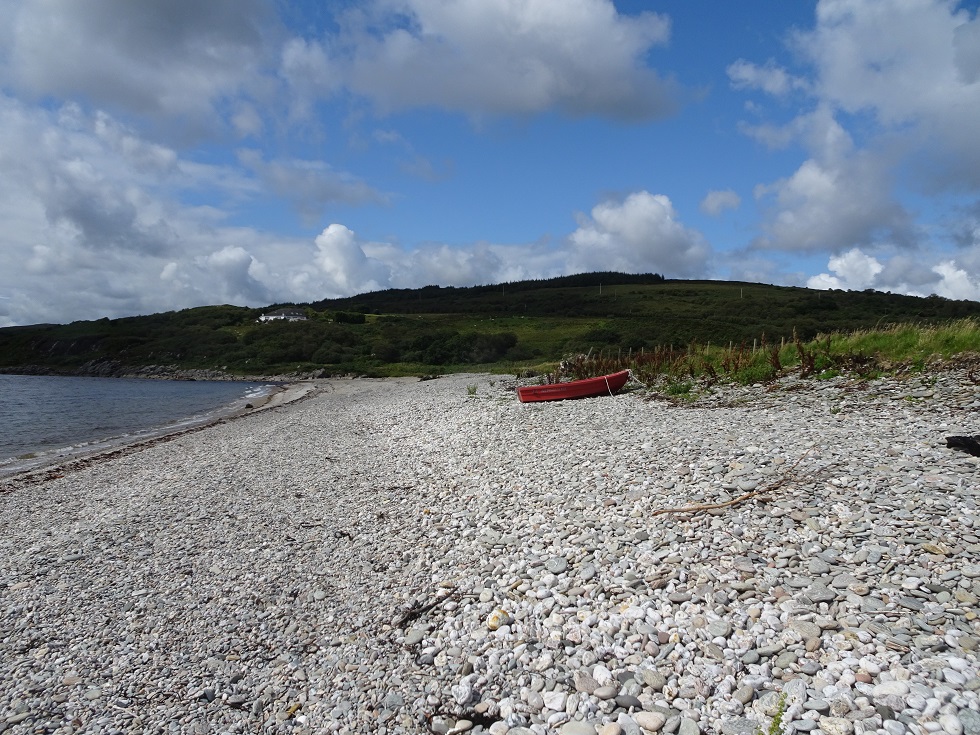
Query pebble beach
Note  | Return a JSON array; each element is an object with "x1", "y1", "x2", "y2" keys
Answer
[{"x1": 1, "y1": 369, "x2": 979, "y2": 735}]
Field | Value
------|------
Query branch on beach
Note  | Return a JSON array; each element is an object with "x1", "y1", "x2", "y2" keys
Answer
[
  {"x1": 647, "y1": 450, "x2": 815, "y2": 519},
  {"x1": 394, "y1": 586, "x2": 460, "y2": 629}
]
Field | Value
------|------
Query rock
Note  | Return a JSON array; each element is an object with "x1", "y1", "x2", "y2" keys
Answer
[
  {"x1": 547, "y1": 557, "x2": 569, "y2": 574},
  {"x1": 487, "y1": 608, "x2": 512, "y2": 630},
  {"x1": 593, "y1": 685, "x2": 618, "y2": 700},
  {"x1": 639, "y1": 669, "x2": 666, "y2": 691},
  {"x1": 755, "y1": 691, "x2": 784, "y2": 717},
  {"x1": 939, "y1": 714, "x2": 964, "y2": 735},
  {"x1": 560, "y1": 722, "x2": 597, "y2": 735},
  {"x1": 574, "y1": 671, "x2": 600, "y2": 694},
  {"x1": 542, "y1": 689, "x2": 567, "y2": 711},
  {"x1": 720, "y1": 719, "x2": 758, "y2": 735},
  {"x1": 706, "y1": 620, "x2": 731, "y2": 638},
  {"x1": 819, "y1": 717, "x2": 854, "y2": 735},
  {"x1": 634, "y1": 711, "x2": 667, "y2": 732},
  {"x1": 872, "y1": 681, "x2": 909, "y2": 700},
  {"x1": 958, "y1": 709, "x2": 980, "y2": 735}
]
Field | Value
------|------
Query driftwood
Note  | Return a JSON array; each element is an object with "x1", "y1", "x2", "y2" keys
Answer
[
  {"x1": 394, "y1": 586, "x2": 459, "y2": 629},
  {"x1": 648, "y1": 450, "x2": 813, "y2": 519}
]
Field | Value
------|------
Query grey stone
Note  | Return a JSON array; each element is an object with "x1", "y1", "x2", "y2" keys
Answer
[
  {"x1": 733, "y1": 685, "x2": 755, "y2": 705},
  {"x1": 639, "y1": 669, "x2": 666, "y2": 691},
  {"x1": 633, "y1": 711, "x2": 667, "y2": 732},
  {"x1": 560, "y1": 722, "x2": 597, "y2": 735},
  {"x1": 720, "y1": 719, "x2": 757, "y2": 735},
  {"x1": 706, "y1": 620, "x2": 731, "y2": 638},
  {"x1": 547, "y1": 557, "x2": 569, "y2": 574},
  {"x1": 958, "y1": 709, "x2": 980, "y2": 735},
  {"x1": 615, "y1": 694, "x2": 642, "y2": 710}
]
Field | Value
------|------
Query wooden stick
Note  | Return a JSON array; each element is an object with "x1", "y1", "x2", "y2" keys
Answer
[
  {"x1": 648, "y1": 450, "x2": 814, "y2": 518},
  {"x1": 394, "y1": 586, "x2": 459, "y2": 629}
]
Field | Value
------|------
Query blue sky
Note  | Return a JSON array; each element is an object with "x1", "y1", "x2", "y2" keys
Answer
[{"x1": 1, "y1": 0, "x2": 979, "y2": 326}]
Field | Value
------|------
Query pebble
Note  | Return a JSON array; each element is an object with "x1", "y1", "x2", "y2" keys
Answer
[
  {"x1": 634, "y1": 711, "x2": 667, "y2": 731},
  {"x1": 561, "y1": 722, "x2": 597, "y2": 735},
  {"x1": 1, "y1": 371, "x2": 978, "y2": 734}
]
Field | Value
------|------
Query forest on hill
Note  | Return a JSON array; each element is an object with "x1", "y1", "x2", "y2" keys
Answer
[{"x1": 2, "y1": 273, "x2": 978, "y2": 377}]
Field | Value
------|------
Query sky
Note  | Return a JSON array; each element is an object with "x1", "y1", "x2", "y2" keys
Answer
[{"x1": 1, "y1": 0, "x2": 980, "y2": 327}]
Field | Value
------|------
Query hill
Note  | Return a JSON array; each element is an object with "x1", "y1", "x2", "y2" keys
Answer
[{"x1": 2, "y1": 273, "x2": 979, "y2": 378}]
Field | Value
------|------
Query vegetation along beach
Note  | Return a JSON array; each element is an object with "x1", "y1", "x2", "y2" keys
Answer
[{"x1": 1, "y1": 310, "x2": 979, "y2": 734}]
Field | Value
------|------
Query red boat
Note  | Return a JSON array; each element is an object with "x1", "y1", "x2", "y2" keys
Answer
[{"x1": 517, "y1": 370, "x2": 631, "y2": 403}]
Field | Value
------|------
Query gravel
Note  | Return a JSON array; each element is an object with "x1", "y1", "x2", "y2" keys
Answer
[{"x1": 1, "y1": 369, "x2": 978, "y2": 735}]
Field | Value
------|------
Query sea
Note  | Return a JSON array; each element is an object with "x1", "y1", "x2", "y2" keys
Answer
[{"x1": 0, "y1": 374, "x2": 277, "y2": 477}]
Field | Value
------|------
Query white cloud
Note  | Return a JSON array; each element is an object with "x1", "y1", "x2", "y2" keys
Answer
[
  {"x1": 727, "y1": 59, "x2": 806, "y2": 96},
  {"x1": 568, "y1": 192, "x2": 710, "y2": 277},
  {"x1": 1, "y1": 0, "x2": 279, "y2": 139},
  {"x1": 0, "y1": 90, "x2": 715, "y2": 325},
  {"x1": 280, "y1": 37, "x2": 340, "y2": 121},
  {"x1": 752, "y1": 108, "x2": 914, "y2": 253},
  {"x1": 736, "y1": 0, "x2": 980, "y2": 283},
  {"x1": 700, "y1": 189, "x2": 741, "y2": 216},
  {"x1": 806, "y1": 248, "x2": 882, "y2": 290},
  {"x1": 319, "y1": 0, "x2": 677, "y2": 120},
  {"x1": 930, "y1": 261, "x2": 980, "y2": 301},
  {"x1": 313, "y1": 224, "x2": 391, "y2": 296},
  {"x1": 807, "y1": 246, "x2": 980, "y2": 300},
  {"x1": 794, "y1": 0, "x2": 980, "y2": 187}
]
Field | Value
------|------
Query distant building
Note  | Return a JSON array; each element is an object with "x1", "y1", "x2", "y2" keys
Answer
[{"x1": 258, "y1": 308, "x2": 307, "y2": 322}]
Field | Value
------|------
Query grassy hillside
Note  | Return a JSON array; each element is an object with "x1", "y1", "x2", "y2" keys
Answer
[{"x1": 2, "y1": 273, "x2": 979, "y2": 378}]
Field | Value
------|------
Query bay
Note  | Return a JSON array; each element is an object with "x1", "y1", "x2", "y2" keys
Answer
[{"x1": 0, "y1": 374, "x2": 276, "y2": 475}]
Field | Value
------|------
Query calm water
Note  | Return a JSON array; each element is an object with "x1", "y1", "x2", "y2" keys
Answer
[{"x1": 0, "y1": 374, "x2": 275, "y2": 473}]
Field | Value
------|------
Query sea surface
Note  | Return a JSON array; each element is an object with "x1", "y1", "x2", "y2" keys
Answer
[{"x1": 0, "y1": 374, "x2": 276, "y2": 475}]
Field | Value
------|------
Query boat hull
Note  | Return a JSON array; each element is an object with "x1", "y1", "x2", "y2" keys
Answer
[{"x1": 517, "y1": 370, "x2": 630, "y2": 403}]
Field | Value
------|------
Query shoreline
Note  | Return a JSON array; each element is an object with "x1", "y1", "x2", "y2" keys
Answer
[
  {"x1": 0, "y1": 372, "x2": 978, "y2": 734},
  {"x1": 0, "y1": 379, "x2": 318, "y2": 486}
]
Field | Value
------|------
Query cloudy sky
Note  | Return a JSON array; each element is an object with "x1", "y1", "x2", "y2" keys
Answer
[{"x1": 1, "y1": 0, "x2": 979, "y2": 327}]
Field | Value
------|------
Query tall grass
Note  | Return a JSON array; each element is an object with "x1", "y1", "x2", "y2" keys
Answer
[{"x1": 557, "y1": 318, "x2": 980, "y2": 386}]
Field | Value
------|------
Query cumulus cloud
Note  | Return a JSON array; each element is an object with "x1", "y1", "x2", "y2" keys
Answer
[
  {"x1": 311, "y1": 0, "x2": 678, "y2": 121},
  {"x1": 794, "y1": 0, "x2": 980, "y2": 187},
  {"x1": 700, "y1": 190, "x2": 741, "y2": 216},
  {"x1": 1, "y1": 0, "x2": 278, "y2": 139},
  {"x1": 0, "y1": 88, "x2": 714, "y2": 325},
  {"x1": 807, "y1": 246, "x2": 980, "y2": 301},
  {"x1": 734, "y1": 0, "x2": 980, "y2": 301},
  {"x1": 749, "y1": 107, "x2": 915, "y2": 254},
  {"x1": 806, "y1": 248, "x2": 883, "y2": 290},
  {"x1": 568, "y1": 192, "x2": 710, "y2": 277},
  {"x1": 754, "y1": 151, "x2": 914, "y2": 254},
  {"x1": 299, "y1": 193, "x2": 715, "y2": 301},
  {"x1": 313, "y1": 224, "x2": 392, "y2": 296}
]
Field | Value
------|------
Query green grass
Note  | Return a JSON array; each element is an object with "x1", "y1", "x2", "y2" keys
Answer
[
  {"x1": 555, "y1": 318, "x2": 980, "y2": 387},
  {"x1": 759, "y1": 693, "x2": 788, "y2": 735}
]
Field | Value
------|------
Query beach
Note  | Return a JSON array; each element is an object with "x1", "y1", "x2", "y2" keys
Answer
[{"x1": 1, "y1": 371, "x2": 978, "y2": 735}]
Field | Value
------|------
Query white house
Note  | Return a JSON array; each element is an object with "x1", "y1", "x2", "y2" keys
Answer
[{"x1": 258, "y1": 308, "x2": 308, "y2": 322}]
